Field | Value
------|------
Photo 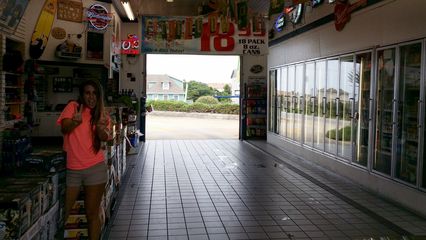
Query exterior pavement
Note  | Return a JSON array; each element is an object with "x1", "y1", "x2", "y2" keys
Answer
[{"x1": 145, "y1": 112, "x2": 239, "y2": 140}]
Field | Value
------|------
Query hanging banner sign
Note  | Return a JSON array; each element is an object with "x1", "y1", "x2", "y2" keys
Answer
[{"x1": 141, "y1": 13, "x2": 268, "y2": 55}]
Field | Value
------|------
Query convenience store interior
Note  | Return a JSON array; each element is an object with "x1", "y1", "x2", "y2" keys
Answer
[{"x1": 1, "y1": 0, "x2": 426, "y2": 240}]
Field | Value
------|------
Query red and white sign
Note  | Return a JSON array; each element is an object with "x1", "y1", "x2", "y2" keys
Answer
[
  {"x1": 121, "y1": 34, "x2": 140, "y2": 55},
  {"x1": 141, "y1": 15, "x2": 268, "y2": 55},
  {"x1": 334, "y1": 0, "x2": 366, "y2": 31}
]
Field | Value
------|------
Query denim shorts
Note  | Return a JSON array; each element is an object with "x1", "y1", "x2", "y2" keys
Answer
[{"x1": 66, "y1": 162, "x2": 107, "y2": 187}]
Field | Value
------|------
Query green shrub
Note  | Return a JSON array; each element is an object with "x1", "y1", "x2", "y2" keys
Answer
[
  {"x1": 326, "y1": 129, "x2": 337, "y2": 139},
  {"x1": 148, "y1": 100, "x2": 189, "y2": 112},
  {"x1": 146, "y1": 100, "x2": 238, "y2": 114},
  {"x1": 325, "y1": 126, "x2": 351, "y2": 141},
  {"x1": 214, "y1": 103, "x2": 239, "y2": 114},
  {"x1": 340, "y1": 125, "x2": 351, "y2": 141},
  {"x1": 196, "y1": 96, "x2": 219, "y2": 105}
]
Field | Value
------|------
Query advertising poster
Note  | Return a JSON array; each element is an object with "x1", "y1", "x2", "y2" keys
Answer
[
  {"x1": 141, "y1": 1, "x2": 268, "y2": 55},
  {"x1": 0, "y1": 0, "x2": 29, "y2": 32}
]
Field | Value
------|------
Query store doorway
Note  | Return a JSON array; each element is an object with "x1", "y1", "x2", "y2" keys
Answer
[{"x1": 145, "y1": 54, "x2": 240, "y2": 140}]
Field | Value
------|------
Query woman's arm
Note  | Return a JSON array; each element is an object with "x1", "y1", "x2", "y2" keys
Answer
[
  {"x1": 95, "y1": 123, "x2": 110, "y2": 141},
  {"x1": 96, "y1": 112, "x2": 110, "y2": 141},
  {"x1": 61, "y1": 118, "x2": 81, "y2": 134},
  {"x1": 61, "y1": 102, "x2": 83, "y2": 134}
]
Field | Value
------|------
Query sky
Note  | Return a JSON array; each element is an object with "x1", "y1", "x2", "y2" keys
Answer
[{"x1": 147, "y1": 54, "x2": 240, "y2": 84}]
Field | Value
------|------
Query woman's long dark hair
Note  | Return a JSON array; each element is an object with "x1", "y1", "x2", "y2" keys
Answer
[{"x1": 78, "y1": 80, "x2": 105, "y2": 153}]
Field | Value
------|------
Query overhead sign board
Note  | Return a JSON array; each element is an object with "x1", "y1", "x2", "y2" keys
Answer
[{"x1": 141, "y1": 1, "x2": 268, "y2": 55}]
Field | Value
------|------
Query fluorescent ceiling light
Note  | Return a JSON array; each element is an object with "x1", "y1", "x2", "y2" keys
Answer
[
  {"x1": 167, "y1": 0, "x2": 174, "y2": 2},
  {"x1": 121, "y1": 1, "x2": 135, "y2": 21}
]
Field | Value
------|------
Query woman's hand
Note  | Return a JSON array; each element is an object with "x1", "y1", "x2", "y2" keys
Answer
[
  {"x1": 96, "y1": 112, "x2": 110, "y2": 141},
  {"x1": 61, "y1": 105, "x2": 82, "y2": 134},
  {"x1": 72, "y1": 105, "x2": 83, "y2": 125}
]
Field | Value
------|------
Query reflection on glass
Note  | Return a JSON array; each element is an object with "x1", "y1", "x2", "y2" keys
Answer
[
  {"x1": 354, "y1": 52, "x2": 372, "y2": 166},
  {"x1": 268, "y1": 70, "x2": 277, "y2": 133},
  {"x1": 325, "y1": 59, "x2": 339, "y2": 154},
  {"x1": 280, "y1": 67, "x2": 288, "y2": 137},
  {"x1": 304, "y1": 62, "x2": 315, "y2": 146},
  {"x1": 287, "y1": 65, "x2": 295, "y2": 140},
  {"x1": 424, "y1": 146, "x2": 426, "y2": 187},
  {"x1": 314, "y1": 61, "x2": 326, "y2": 151},
  {"x1": 275, "y1": 69, "x2": 281, "y2": 135},
  {"x1": 295, "y1": 64, "x2": 304, "y2": 142},
  {"x1": 374, "y1": 48, "x2": 395, "y2": 175},
  {"x1": 396, "y1": 43, "x2": 421, "y2": 184},
  {"x1": 338, "y1": 56, "x2": 354, "y2": 160}
]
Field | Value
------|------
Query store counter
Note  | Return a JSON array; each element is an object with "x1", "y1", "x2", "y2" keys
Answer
[{"x1": 32, "y1": 112, "x2": 62, "y2": 137}]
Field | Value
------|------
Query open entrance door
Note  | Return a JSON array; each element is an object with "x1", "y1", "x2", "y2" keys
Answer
[{"x1": 145, "y1": 54, "x2": 240, "y2": 140}]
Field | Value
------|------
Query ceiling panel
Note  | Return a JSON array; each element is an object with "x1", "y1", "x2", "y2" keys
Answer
[
  {"x1": 133, "y1": 0, "x2": 204, "y2": 16},
  {"x1": 113, "y1": 0, "x2": 270, "y2": 21}
]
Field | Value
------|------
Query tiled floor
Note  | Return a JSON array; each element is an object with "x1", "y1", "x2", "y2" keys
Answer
[{"x1": 104, "y1": 140, "x2": 426, "y2": 240}]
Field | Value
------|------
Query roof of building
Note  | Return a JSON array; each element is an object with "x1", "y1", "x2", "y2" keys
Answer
[
  {"x1": 207, "y1": 83, "x2": 228, "y2": 91},
  {"x1": 147, "y1": 74, "x2": 185, "y2": 94}
]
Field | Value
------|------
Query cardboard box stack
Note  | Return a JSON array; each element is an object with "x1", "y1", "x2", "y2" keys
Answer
[
  {"x1": 64, "y1": 190, "x2": 89, "y2": 240},
  {"x1": 0, "y1": 151, "x2": 65, "y2": 239}
]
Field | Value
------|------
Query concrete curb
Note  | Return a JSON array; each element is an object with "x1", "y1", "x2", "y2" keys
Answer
[{"x1": 148, "y1": 111, "x2": 239, "y2": 120}]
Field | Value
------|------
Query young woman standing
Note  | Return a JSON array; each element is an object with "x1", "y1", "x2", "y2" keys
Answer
[{"x1": 57, "y1": 79, "x2": 110, "y2": 240}]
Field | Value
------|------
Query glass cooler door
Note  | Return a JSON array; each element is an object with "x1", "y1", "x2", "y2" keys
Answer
[
  {"x1": 374, "y1": 48, "x2": 396, "y2": 176},
  {"x1": 395, "y1": 42, "x2": 422, "y2": 185}
]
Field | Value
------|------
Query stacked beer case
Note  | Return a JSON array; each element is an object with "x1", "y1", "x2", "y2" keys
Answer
[
  {"x1": 103, "y1": 106, "x2": 127, "y2": 222},
  {"x1": 63, "y1": 190, "x2": 89, "y2": 240},
  {"x1": 0, "y1": 150, "x2": 65, "y2": 240},
  {"x1": 0, "y1": 105, "x2": 132, "y2": 240}
]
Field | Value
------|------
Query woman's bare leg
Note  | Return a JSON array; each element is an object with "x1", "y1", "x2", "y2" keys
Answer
[
  {"x1": 65, "y1": 186, "x2": 81, "y2": 223},
  {"x1": 84, "y1": 183, "x2": 105, "y2": 240}
]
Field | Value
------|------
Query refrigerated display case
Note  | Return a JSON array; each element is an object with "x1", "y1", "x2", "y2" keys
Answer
[
  {"x1": 267, "y1": 39, "x2": 426, "y2": 191},
  {"x1": 325, "y1": 59, "x2": 339, "y2": 155},
  {"x1": 304, "y1": 62, "x2": 315, "y2": 147},
  {"x1": 314, "y1": 61, "x2": 326, "y2": 151},
  {"x1": 374, "y1": 48, "x2": 395, "y2": 175},
  {"x1": 268, "y1": 70, "x2": 277, "y2": 134},
  {"x1": 243, "y1": 84, "x2": 267, "y2": 139},
  {"x1": 374, "y1": 42, "x2": 423, "y2": 185},
  {"x1": 354, "y1": 52, "x2": 372, "y2": 167},
  {"x1": 395, "y1": 42, "x2": 422, "y2": 184},
  {"x1": 338, "y1": 56, "x2": 355, "y2": 160}
]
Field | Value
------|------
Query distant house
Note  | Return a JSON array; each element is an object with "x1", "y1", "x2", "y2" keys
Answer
[{"x1": 147, "y1": 74, "x2": 186, "y2": 101}]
